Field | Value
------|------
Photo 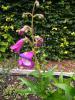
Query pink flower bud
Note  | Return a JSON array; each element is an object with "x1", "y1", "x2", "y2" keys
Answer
[
  {"x1": 34, "y1": 36, "x2": 43, "y2": 47},
  {"x1": 23, "y1": 25, "x2": 31, "y2": 33},
  {"x1": 16, "y1": 27, "x2": 25, "y2": 35},
  {"x1": 16, "y1": 25, "x2": 31, "y2": 35}
]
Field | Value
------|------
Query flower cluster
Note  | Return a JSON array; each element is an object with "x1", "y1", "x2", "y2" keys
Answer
[
  {"x1": 10, "y1": 0, "x2": 44, "y2": 69},
  {"x1": 10, "y1": 27, "x2": 43, "y2": 69}
]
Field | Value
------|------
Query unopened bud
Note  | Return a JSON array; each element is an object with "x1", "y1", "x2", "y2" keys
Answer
[
  {"x1": 16, "y1": 25, "x2": 31, "y2": 35},
  {"x1": 34, "y1": 14, "x2": 44, "y2": 19},
  {"x1": 34, "y1": 35, "x2": 43, "y2": 47},
  {"x1": 35, "y1": 0, "x2": 40, "y2": 7},
  {"x1": 38, "y1": 14, "x2": 44, "y2": 19},
  {"x1": 22, "y1": 13, "x2": 27, "y2": 18},
  {"x1": 23, "y1": 25, "x2": 31, "y2": 33},
  {"x1": 23, "y1": 36, "x2": 28, "y2": 41}
]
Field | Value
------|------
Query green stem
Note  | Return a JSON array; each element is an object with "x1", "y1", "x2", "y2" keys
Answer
[{"x1": 31, "y1": 1, "x2": 40, "y2": 71}]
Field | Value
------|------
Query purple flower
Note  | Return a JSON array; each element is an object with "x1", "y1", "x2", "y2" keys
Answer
[
  {"x1": 16, "y1": 25, "x2": 31, "y2": 35},
  {"x1": 20, "y1": 51, "x2": 34, "y2": 60},
  {"x1": 16, "y1": 27, "x2": 25, "y2": 35},
  {"x1": 10, "y1": 39, "x2": 24, "y2": 53},
  {"x1": 18, "y1": 58, "x2": 35, "y2": 69},
  {"x1": 35, "y1": 36, "x2": 43, "y2": 47},
  {"x1": 18, "y1": 51, "x2": 35, "y2": 69}
]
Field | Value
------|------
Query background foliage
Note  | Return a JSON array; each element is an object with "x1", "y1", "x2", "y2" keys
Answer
[{"x1": 0, "y1": 0, "x2": 75, "y2": 60}]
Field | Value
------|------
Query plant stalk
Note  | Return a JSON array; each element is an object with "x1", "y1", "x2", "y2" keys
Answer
[{"x1": 31, "y1": 1, "x2": 41, "y2": 71}]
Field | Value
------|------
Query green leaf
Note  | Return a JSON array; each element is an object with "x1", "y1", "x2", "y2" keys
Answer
[
  {"x1": 59, "y1": 72, "x2": 63, "y2": 83},
  {"x1": 0, "y1": 47, "x2": 6, "y2": 52},
  {"x1": 55, "y1": 83, "x2": 72, "y2": 100},
  {"x1": 0, "y1": 42, "x2": 8, "y2": 46},
  {"x1": 70, "y1": 87, "x2": 75, "y2": 96},
  {"x1": 18, "y1": 78, "x2": 37, "y2": 93},
  {"x1": 16, "y1": 88, "x2": 34, "y2": 96},
  {"x1": 1, "y1": 5, "x2": 10, "y2": 11},
  {"x1": 2, "y1": 34, "x2": 8, "y2": 39},
  {"x1": 72, "y1": 76, "x2": 75, "y2": 80},
  {"x1": 42, "y1": 70, "x2": 53, "y2": 78},
  {"x1": 55, "y1": 83, "x2": 70, "y2": 92},
  {"x1": 30, "y1": 70, "x2": 40, "y2": 78}
]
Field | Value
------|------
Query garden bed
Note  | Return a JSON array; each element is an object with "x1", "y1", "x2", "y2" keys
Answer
[
  {"x1": 0, "y1": 59, "x2": 75, "y2": 100},
  {"x1": 0, "y1": 59, "x2": 75, "y2": 72},
  {"x1": 0, "y1": 59, "x2": 75, "y2": 79},
  {"x1": 46, "y1": 60, "x2": 75, "y2": 72}
]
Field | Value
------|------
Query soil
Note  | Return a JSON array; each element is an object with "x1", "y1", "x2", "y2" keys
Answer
[{"x1": 46, "y1": 60, "x2": 75, "y2": 72}]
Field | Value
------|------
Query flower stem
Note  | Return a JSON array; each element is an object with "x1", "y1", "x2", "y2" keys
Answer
[{"x1": 31, "y1": 1, "x2": 41, "y2": 71}]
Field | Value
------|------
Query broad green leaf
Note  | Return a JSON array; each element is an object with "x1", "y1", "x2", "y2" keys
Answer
[
  {"x1": 70, "y1": 87, "x2": 75, "y2": 96},
  {"x1": 55, "y1": 83, "x2": 72, "y2": 100},
  {"x1": 55, "y1": 83, "x2": 71, "y2": 92}
]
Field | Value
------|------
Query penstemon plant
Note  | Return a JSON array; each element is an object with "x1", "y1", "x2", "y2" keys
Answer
[
  {"x1": 10, "y1": 0, "x2": 75, "y2": 100},
  {"x1": 10, "y1": 0, "x2": 44, "y2": 70}
]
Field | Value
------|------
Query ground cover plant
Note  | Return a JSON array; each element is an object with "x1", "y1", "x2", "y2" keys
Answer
[{"x1": 0, "y1": 71, "x2": 75, "y2": 100}]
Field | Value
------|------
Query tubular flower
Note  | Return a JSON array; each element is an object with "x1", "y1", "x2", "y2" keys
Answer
[
  {"x1": 10, "y1": 39, "x2": 24, "y2": 53},
  {"x1": 20, "y1": 51, "x2": 34, "y2": 60},
  {"x1": 18, "y1": 58, "x2": 35, "y2": 69},
  {"x1": 19, "y1": 51, "x2": 34, "y2": 69},
  {"x1": 16, "y1": 27, "x2": 25, "y2": 35},
  {"x1": 34, "y1": 36, "x2": 43, "y2": 47},
  {"x1": 16, "y1": 25, "x2": 31, "y2": 35}
]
